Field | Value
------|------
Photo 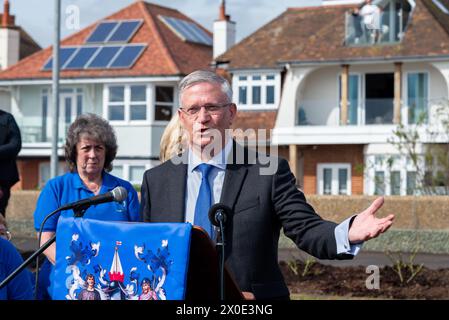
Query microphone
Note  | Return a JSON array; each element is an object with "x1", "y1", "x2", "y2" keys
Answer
[
  {"x1": 60, "y1": 186, "x2": 128, "y2": 211},
  {"x1": 208, "y1": 203, "x2": 231, "y2": 301},
  {"x1": 208, "y1": 203, "x2": 231, "y2": 227}
]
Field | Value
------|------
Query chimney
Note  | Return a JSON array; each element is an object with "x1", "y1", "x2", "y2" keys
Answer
[
  {"x1": 2, "y1": 0, "x2": 9, "y2": 27},
  {"x1": 0, "y1": 0, "x2": 20, "y2": 69},
  {"x1": 213, "y1": 0, "x2": 236, "y2": 58}
]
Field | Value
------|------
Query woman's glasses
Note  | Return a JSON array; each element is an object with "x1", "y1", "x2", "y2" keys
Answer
[{"x1": 0, "y1": 226, "x2": 11, "y2": 241}]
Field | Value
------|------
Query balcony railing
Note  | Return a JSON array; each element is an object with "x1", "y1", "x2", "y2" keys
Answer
[
  {"x1": 344, "y1": 1, "x2": 412, "y2": 46},
  {"x1": 296, "y1": 98, "x2": 430, "y2": 126},
  {"x1": 16, "y1": 116, "x2": 68, "y2": 144},
  {"x1": 365, "y1": 98, "x2": 394, "y2": 125}
]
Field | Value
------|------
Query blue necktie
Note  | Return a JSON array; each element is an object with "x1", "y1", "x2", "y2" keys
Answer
[{"x1": 194, "y1": 163, "x2": 214, "y2": 237}]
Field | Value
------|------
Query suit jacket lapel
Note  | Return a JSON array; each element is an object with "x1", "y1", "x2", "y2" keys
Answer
[
  {"x1": 166, "y1": 161, "x2": 187, "y2": 222},
  {"x1": 219, "y1": 141, "x2": 248, "y2": 211}
]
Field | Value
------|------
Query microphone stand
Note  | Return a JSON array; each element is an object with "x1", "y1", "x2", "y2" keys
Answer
[
  {"x1": 0, "y1": 204, "x2": 89, "y2": 293},
  {"x1": 215, "y1": 212, "x2": 226, "y2": 301}
]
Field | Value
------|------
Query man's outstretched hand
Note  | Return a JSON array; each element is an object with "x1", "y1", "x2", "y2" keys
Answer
[{"x1": 348, "y1": 197, "x2": 395, "y2": 244}]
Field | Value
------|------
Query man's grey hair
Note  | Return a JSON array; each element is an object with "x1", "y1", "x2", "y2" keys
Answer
[{"x1": 179, "y1": 70, "x2": 233, "y2": 105}]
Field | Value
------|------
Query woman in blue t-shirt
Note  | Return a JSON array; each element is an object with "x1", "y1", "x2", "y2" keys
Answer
[{"x1": 33, "y1": 113, "x2": 140, "y2": 299}]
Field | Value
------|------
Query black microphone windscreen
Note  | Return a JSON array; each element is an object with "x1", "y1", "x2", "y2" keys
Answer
[
  {"x1": 208, "y1": 203, "x2": 231, "y2": 226},
  {"x1": 111, "y1": 186, "x2": 128, "y2": 202}
]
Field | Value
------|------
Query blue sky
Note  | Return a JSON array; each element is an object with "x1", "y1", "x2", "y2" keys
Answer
[{"x1": 9, "y1": 0, "x2": 321, "y2": 48}]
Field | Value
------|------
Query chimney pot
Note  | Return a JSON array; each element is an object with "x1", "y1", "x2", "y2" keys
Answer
[
  {"x1": 2, "y1": 0, "x2": 10, "y2": 27},
  {"x1": 219, "y1": 0, "x2": 226, "y2": 21}
]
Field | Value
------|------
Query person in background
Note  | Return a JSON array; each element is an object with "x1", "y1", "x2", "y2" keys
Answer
[
  {"x1": 159, "y1": 112, "x2": 187, "y2": 163},
  {"x1": 359, "y1": 0, "x2": 381, "y2": 43},
  {"x1": 33, "y1": 113, "x2": 140, "y2": 300},
  {"x1": 350, "y1": 7, "x2": 364, "y2": 43},
  {"x1": 0, "y1": 214, "x2": 34, "y2": 300},
  {"x1": 0, "y1": 109, "x2": 22, "y2": 217}
]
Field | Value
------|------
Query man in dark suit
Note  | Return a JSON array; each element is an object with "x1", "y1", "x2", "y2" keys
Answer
[
  {"x1": 0, "y1": 110, "x2": 22, "y2": 217},
  {"x1": 140, "y1": 70, "x2": 394, "y2": 300}
]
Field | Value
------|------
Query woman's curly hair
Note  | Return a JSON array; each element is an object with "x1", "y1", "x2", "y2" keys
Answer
[{"x1": 64, "y1": 113, "x2": 118, "y2": 172}]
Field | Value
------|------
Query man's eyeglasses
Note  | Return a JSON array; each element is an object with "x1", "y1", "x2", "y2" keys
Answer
[{"x1": 180, "y1": 103, "x2": 232, "y2": 117}]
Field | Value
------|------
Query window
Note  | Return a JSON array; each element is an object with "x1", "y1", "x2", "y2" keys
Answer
[
  {"x1": 390, "y1": 171, "x2": 401, "y2": 195},
  {"x1": 266, "y1": 86, "x2": 275, "y2": 104},
  {"x1": 368, "y1": 154, "x2": 422, "y2": 196},
  {"x1": 129, "y1": 165, "x2": 146, "y2": 184},
  {"x1": 317, "y1": 163, "x2": 351, "y2": 195},
  {"x1": 375, "y1": 155, "x2": 385, "y2": 166},
  {"x1": 130, "y1": 85, "x2": 146, "y2": 120},
  {"x1": 41, "y1": 88, "x2": 83, "y2": 143},
  {"x1": 238, "y1": 86, "x2": 247, "y2": 105},
  {"x1": 108, "y1": 86, "x2": 125, "y2": 120},
  {"x1": 76, "y1": 89, "x2": 83, "y2": 116},
  {"x1": 234, "y1": 73, "x2": 278, "y2": 109},
  {"x1": 109, "y1": 162, "x2": 150, "y2": 185},
  {"x1": 106, "y1": 84, "x2": 175, "y2": 123},
  {"x1": 252, "y1": 86, "x2": 261, "y2": 104},
  {"x1": 110, "y1": 165, "x2": 124, "y2": 179},
  {"x1": 42, "y1": 91, "x2": 48, "y2": 142},
  {"x1": 323, "y1": 168, "x2": 332, "y2": 195},
  {"x1": 155, "y1": 86, "x2": 174, "y2": 122},
  {"x1": 374, "y1": 171, "x2": 385, "y2": 195},
  {"x1": 39, "y1": 162, "x2": 66, "y2": 188},
  {"x1": 338, "y1": 74, "x2": 360, "y2": 125},
  {"x1": 408, "y1": 72, "x2": 428, "y2": 124},
  {"x1": 406, "y1": 171, "x2": 416, "y2": 195},
  {"x1": 338, "y1": 168, "x2": 349, "y2": 195}
]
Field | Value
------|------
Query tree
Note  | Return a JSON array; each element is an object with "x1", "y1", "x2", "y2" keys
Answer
[{"x1": 388, "y1": 99, "x2": 449, "y2": 195}]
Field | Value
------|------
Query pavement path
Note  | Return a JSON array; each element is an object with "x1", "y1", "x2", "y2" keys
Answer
[{"x1": 11, "y1": 236, "x2": 449, "y2": 270}]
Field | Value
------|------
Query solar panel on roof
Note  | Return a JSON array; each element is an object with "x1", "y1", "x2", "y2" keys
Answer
[
  {"x1": 65, "y1": 47, "x2": 99, "y2": 69},
  {"x1": 185, "y1": 20, "x2": 213, "y2": 45},
  {"x1": 86, "y1": 21, "x2": 118, "y2": 43},
  {"x1": 109, "y1": 45, "x2": 145, "y2": 68},
  {"x1": 108, "y1": 20, "x2": 142, "y2": 42},
  {"x1": 43, "y1": 47, "x2": 77, "y2": 70},
  {"x1": 86, "y1": 46, "x2": 121, "y2": 68},
  {"x1": 159, "y1": 16, "x2": 212, "y2": 46}
]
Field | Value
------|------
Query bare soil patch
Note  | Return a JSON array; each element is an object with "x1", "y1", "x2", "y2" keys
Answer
[{"x1": 280, "y1": 260, "x2": 449, "y2": 299}]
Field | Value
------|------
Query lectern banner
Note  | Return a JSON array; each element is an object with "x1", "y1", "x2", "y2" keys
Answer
[{"x1": 52, "y1": 216, "x2": 192, "y2": 300}]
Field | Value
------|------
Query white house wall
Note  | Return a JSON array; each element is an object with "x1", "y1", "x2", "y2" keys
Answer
[
  {"x1": 275, "y1": 66, "x2": 315, "y2": 129},
  {"x1": 151, "y1": 124, "x2": 166, "y2": 158},
  {"x1": 299, "y1": 66, "x2": 340, "y2": 126},
  {"x1": 0, "y1": 91, "x2": 10, "y2": 112},
  {"x1": 431, "y1": 62, "x2": 449, "y2": 96},
  {"x1": 114, "y1": 125, "x2": 152, "y2": 158}
]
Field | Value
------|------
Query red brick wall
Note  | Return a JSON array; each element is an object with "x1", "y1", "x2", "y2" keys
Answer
[
  {"x1": 300, "y1": 145, "x2": 364, "y2": 195},
  {"x1": 13, "y1": 159, "x2": 41, "y2": 190}
]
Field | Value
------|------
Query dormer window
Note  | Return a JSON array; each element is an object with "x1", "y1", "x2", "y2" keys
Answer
[
  {"x1": 345, "y1": 0, "x2": 413, "y2": 46},
  {"x1": 233, "y1": 72, "x2": 280, "y2": 110}
]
